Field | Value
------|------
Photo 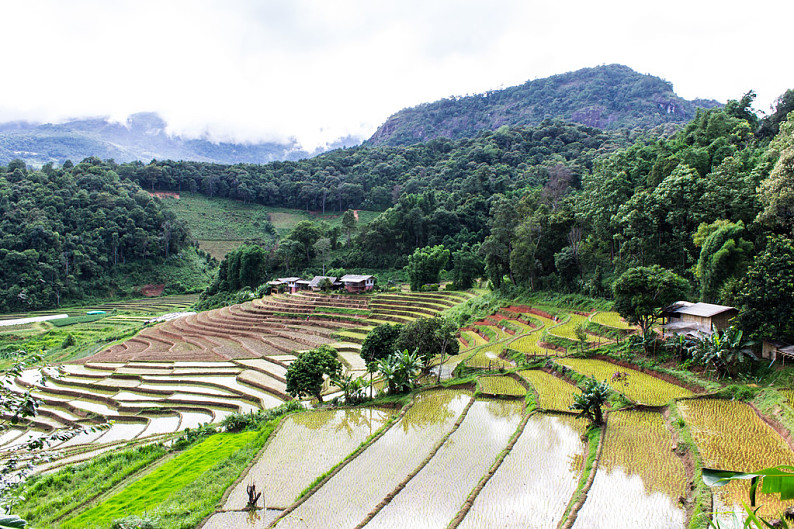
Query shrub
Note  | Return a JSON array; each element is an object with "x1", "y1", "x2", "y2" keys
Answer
[{"x1": 110, "y1": 514, "x2": 160, "y2": 529}]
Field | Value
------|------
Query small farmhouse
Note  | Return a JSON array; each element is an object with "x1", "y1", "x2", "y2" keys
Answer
[
  {"x1": 340, "y1": 274, "x2": 375, "y2": 293},
  {"x1": 761, "y1": 340, "x2": 794, "y2": 362},
  {"x1": 308, "y1": 276, "x2": 338, "y2": 292},
  {"x1": 661, "y1": 301, "x2": 738, "y2": 338}
]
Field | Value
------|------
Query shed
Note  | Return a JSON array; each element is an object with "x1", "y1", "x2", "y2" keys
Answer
[
  {"x1": 340, "y1": 274, "x2": 375, "y2": 293},
  {"x1": 661, "y1": 301, "x2": 737, "y2": 337},
  {"x1": 309, "y1": 276, "x2": 337, "y2": 291}
]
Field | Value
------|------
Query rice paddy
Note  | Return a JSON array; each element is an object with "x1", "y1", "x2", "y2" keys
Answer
[
  {"x1": 464, "y1": 343, "x2": 513, "y2": 369},
  {"x1": 519, "y1": 370, "x2": 579, "y2": 411},
  {"x1": 678, "y1": 398, "x2": 794, "y2": 519},
  {"x1": 365, "y1": 399, "x2": 524, "y2": 528},
  {"x1": 591, "y1": 311, "x2": 633, "y2": 330},
  {"x1": 573, "y1": 410, "x2": 687, "y2": 529},
  {"x1": 478, "y1": 375, "x2": 526, "y2": 397},
  {"x1": 556, "y1": 358, "x2": 692, "y2": 405},
  {"x1": 458, "y1": 414, "x2": 587, "y2": 529},
  {"x1": 62, "y1": 431, "x2": 262, "y2": 528},
  {"x1": 272, "y1": 389, "x2": 472, "y2": 529},
  {"x1": 222, "y1": 407, "x2": 395, "y2": 510}
]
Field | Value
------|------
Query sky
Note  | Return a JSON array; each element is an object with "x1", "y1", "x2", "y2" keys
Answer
[{"x1": 1, "y1": 0, "x2": 792, "y2": 150}]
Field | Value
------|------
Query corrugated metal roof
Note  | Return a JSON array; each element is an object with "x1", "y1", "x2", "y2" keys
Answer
[
  {"x1": 309, "y1": 276, "x2": 336, "y2": 287},
  {"x1": 673, "y1": 302, "x2": 736, "y2": 318},
  {"x1": 340, "y1": 274, "x2": 374, "y2": 283}
]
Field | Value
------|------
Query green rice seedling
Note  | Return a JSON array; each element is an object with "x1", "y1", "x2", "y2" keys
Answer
[
  {"x1": 459, "y1": 414, "x2": 587, "y2": 528},
  {"x1": 222, "y1": 407, "x2": 395, "y2": 510},
  {"x1": 519, "y1": 370, "x2": 579, "y2": 411},
  {"x1": 478, "y1": 375, "x2": 526, "y2": 397},
  {"x1": 271, "y1": 389, "x2": 472, "y2": 529},
  {"x1": 62, "y1": 431, "x2": 262, "y2": 528},
  {"x1": 13, "y1": 444, "x2": 169, "y2": 526},
  {"x1": 572, "y1": 410, "x2": 687, "y2": 528},
  {"x1": 556, "y1": 358, "x2": 692, "y2": 406},
  {"x1": 365, "y1": 400, "x2": 523, "y2": 528},
  {"x1": 679, "y1": 398, "x2": 794, "y2": 519}
]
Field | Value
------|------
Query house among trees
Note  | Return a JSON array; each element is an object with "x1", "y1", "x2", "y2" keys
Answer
[
  {"x1": 308, "y1": 276, "x2": 339, "y2": 291},
  {"x1": 661, "y1": 301, "x2": 738, "y2": 338},
  {"x1": 267, "y1": 277, "x2": 302, "y2": 294},
  {"x1": 340, "y1": 274, "x2": 375, "y2": 293}
]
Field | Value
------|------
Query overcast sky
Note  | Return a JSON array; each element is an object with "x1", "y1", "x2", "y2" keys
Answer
[{"x1": 1, "y1": 0, "x2": 791, "y2": 149}]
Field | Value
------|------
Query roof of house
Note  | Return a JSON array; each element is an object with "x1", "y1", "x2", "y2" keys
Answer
[
  {"x1": 340, "y1": 274, "x2": 374, "y2": 283},
  {"x1": 309, "y1": 276, "x2": 337, "y2": 288},
  {"x1": 664, "y1": 301, "x2": 736, "y2": 318},
  {"x1": 296, "y1": 279, "x2": 311, "y2": 285},
  {"x1": 277, "y1": 277, "x2": 302, "y2": 283}
]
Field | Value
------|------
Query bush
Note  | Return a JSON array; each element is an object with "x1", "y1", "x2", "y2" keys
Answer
[
  {"x1": 220, "y1": 401, "x2": 304, "y2": 432},
  {"x1": 110, "y1": 514, "x2": 160, "y2": 529}
]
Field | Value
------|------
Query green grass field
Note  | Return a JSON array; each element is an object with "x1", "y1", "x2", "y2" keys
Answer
[
  {"x1": 14, "y1": 444, "x2": 169, "y2": 527},
  {"x1": 62, "y1": 430, "x2": 267, "y2": 528},
  {"x1": 161, "y1": 192, "x2": 380, "y2": 259}
]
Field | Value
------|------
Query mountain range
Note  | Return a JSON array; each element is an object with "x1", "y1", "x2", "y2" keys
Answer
[{"x1": 0, "y1": 65, "x2": 721, "y2": 166}]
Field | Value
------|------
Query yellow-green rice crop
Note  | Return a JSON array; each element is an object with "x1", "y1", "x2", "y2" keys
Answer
[
  {"x1": 678, "y1": 398, "x2": 794, "y2": 519},
  {"x1": 459, "y1": 414, "x2": 587, "y2": 529},
  {"x1": 519, "y1": 370, "x2": 579, "y2": 411},
  {"x1": 591, "y1": 311, "x2": 633, "y2": 330},
  {"x1": 465, "y1": 343, "x2": 512, "y2": 369},
  {"x1": 365, "y1": 399, "x2": 523, "y2": 528},
  {"x1": 548, "y1": 313, "x2": 589, "y2": 341},
  {"x1": 573, "y1": 411, "x2": 686, "y2": 529},
  {"x1": 556, "y1": 358, "x2": 692, "y2": 406},
  {"x1": 222, "y1": 407, "x2": 395, "y2": 510},
  {"x1": 478, "y1": 375, "x2": 526, "y2": 396},
  {"x1": 272, "y1": 389, "x2": 472, "y2": 529}
]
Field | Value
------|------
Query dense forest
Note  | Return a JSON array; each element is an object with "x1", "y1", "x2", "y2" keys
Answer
[
  {"x1": 4, "y1": 83, "x2": 794, "y2": 343},
  {"x1": 366, "y1": 64, "x2": 722, "y2": 146},
  {"x1": 0, "y1": 158, "x2": 203, "y2": 311}
]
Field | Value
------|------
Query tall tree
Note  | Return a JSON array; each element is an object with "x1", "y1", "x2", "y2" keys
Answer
[{"x1": 612, "y1": 265, "x2": 689, "y2": 338}]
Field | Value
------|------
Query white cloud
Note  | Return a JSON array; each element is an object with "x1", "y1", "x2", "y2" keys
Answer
[{"x1": 0, "y1": 0, "x2": 791, "y2": 149}]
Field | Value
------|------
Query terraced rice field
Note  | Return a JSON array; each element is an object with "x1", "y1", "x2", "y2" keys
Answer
[
  {"x1": 1, "y1": 291, "x2": 472, "y2": 461},
  {"x1": 573, "y1": 410, "x2": 687, "y2": 529},
  {"x1": 556, "y1": 358, "x2": 692, "y2": 405},
  {"x1": 678, "y1": 399, "x2": 794, "y2": 519},
  {"x1": 465, "y1": 343, "x2": 513, "y2": 369},
  {"x1": 62, "y1": 431, "x2": 261, "y2": 528},
  {"x1": 458, "y1": 414, "x2": 587, "y2": 528},
  {"x1": 548, "y1": 312, "x2": 590, "y2": 342},
  {"x1": 591, "y1": 311, "x2": 634, "y2": 330},
  {"x1": 478, "y1": 375, "x2": 526, "y2": 397},
  {"x1": 519, "y1": 370, "x2": 579, "y2": 411},
  {"x1": 272, "y1": 389, "x2": 472, "y2": 529},
  {"x1": 220, "y1": 407, "x2": 395, "y2": 511},
  {"x1": 365, "y1": 399, "x2": 524, "y2": 528}
]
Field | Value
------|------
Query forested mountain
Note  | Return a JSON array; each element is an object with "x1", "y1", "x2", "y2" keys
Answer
[
  {"x1": 0, "y1": 158, "x2": 200, "y2": 310},
  {"x1": 0, "y1": 113, "x2": 357, "y2": 167},
  {"x1": 367, "y1": 64, "x2": 722, "y2": 147}
]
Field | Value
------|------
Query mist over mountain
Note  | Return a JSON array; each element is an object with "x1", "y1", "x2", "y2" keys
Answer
[
  {"x1": 0, "y1": 112, "x2": 359, "y2": 166},
  {"x1": 367, "y1": 64, "x2": 722, "y2": 147}
]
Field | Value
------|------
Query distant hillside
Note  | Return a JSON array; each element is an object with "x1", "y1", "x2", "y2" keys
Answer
[
  {"x1": 0, "y1": 113, "x2": 358, "y2": 166},
  {"x1": 367, "y1": 64, "x2": 722, "y2": 146}
]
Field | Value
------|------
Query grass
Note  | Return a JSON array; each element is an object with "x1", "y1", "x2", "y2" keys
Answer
[
  {"x1": 161, "y1": 192, "x2": 380, "y2": 258},
  {"x1": 62, "y1": 428, "x2": 272, "y2": 528},
  {"x1": 49, "y1": 314, "x2": 109, "y2": 327},
  {"x1": 13, "y1": 443, "x2": 169, "y2": 527}
]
